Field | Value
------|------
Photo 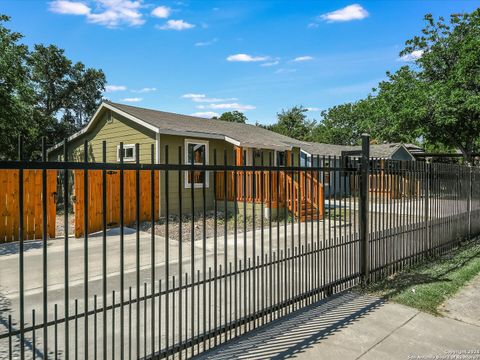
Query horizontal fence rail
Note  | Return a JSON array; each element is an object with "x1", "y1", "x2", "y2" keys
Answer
[{"x1": 0, "y1": 135, "x2": 479, "y2": 359}]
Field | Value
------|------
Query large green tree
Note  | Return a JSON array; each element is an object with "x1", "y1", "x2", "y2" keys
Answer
[
  {"x1": 213, "y1": 111, "x2": 247, "y2": 123},
  {"x1": 315, "y1": 10, "x2": 480, "y2": 161},
  {"x1": 0, "y1": 15, "x2": 36, "y2": 159},
  {"x1": 312, "y1": 99, "x2": 374, "y2": 145},
  {"x1": 0, "y1": 15, "x2": 106, "y2": 159},
  {"x1": 266, "y1": 106, "x2": 316, "y2": 141},
  {"x1": 373, "y1": 10, "x2": 480, "y2": 161},
  {"x1": 29, "y1": 44, "x2": 106, "y2": 145}
]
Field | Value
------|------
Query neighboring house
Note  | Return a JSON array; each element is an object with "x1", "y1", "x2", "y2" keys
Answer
[
  {"x1": 299, "y1": 142, "x2": 416, "y2": 196},
  {"x1": 48, "y1": 101, "x2": 320, "y2": 221}
]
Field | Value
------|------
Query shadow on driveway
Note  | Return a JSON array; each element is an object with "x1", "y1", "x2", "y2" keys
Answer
[{"x1": 197, "y1": 291, "x2": 385, "y2": 360}]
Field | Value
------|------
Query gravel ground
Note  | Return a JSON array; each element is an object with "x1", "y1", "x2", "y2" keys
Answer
[
  {"x1": 54, "y1": 211, "x2": 284, "y2": 241},
  {"x1": 140, "y1": 211, "x2": 285, "y2": 242},
  {"x1": 55, "y1": 213, "x2": 75, "y2": 236}
]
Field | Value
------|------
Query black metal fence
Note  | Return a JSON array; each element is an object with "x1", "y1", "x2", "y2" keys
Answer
[{"x1": 0, "y1": 135, "x2": 479, "y2": 359}]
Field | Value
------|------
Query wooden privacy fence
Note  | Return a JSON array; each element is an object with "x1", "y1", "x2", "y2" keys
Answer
[
  {"x1": 350, "y1": 173, "x2": 420, "y2": 198},
  {"x1": 0, "y1": 169, "x2": 57, "y2": 242},
  {"x1": 369, "y1": 173, "x2": 420, "y2": 198},
  {"x1": 74, "y1": 170, "x2": 159, "y2": 237}
]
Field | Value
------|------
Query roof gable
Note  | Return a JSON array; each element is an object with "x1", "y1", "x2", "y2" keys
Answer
[{"x1": 50, "y1": 101, "x2": 304, "y2": 153}]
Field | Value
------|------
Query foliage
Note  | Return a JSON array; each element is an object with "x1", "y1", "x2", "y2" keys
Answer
[
  {"x1": 365, "y1": 240, "x2": 480, "y2": 315},
  {"x1": 213, "y1": 110, "x2": 248, "y2": 123},
  {"x1": 312, "y1": 100, "x2": 372, "y2": 145},
  {"x1": 0, "y1": 15, "x2": 106, "y2": 159},
  {"x1": 0, "y1": 14, "x2": 36, "y2": 159},
  {"x1": 276, "y1": 10, "x2": 480, "y2": 162},
  {"x1": 264, "y1": 106, "x2": 316, "y2": 141}
]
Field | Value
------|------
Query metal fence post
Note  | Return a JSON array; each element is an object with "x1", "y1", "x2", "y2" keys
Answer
[
  {"x1": 424, "y1": 162, "x2": 431, "y2": 256},
  {"x1": 468, "y1": 165, "x2": 472, "y2": 239},
  {"x1": 359, "y1": 134, "x2": 370, "y2": 286}
]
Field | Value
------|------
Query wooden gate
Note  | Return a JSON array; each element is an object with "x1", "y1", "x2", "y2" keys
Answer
[
  {"x1": 0, "y1": 169, "x2": 57, "y2": 242},
  {"x1": 74, "y1": 170, "x2": 159, "y2": 237}
]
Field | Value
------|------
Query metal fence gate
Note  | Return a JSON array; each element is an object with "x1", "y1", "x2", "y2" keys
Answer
[{"x1": 0, "y1": 136, "x2": 479, "y2": 359}]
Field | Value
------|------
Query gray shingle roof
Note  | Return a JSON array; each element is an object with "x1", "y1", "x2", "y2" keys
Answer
[
  {"x1": 300, "y1": 141, "x2": 414, "y2": 159},
  {"x1": 300, "y1": 142, "x2": 354, "y2": 157},
  {"x1": 107, "y1": 101, "x2": 303, "y2": 151}
]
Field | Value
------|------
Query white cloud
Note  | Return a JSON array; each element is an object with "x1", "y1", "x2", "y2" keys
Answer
[
  {"x1": 105, "y1": 85, "x2": 127, "y2": 92},
  {"x1": 227, "y1": 54, "x2": 269, "y2": 62},
  {"x1": 49, "y1": 1, "x2": 91, "y2": 15},
  {"x1": 191, "y1": 111, "x2": 219, "y2": 118},
  {"x1": 181, "y1": 93, "x2": 237, "y2": 103},
  {"x1": 319, "y1": 4, "x2": 369, "y2": 23},
  {"x1": 195, "y1": 38, "x2": 218, "y2": 47},
  {"x1": 306, "y1": 107, "x2": 320, "y2": 111},
  {"x1": 275, "y1": 68, "x2": 297, "y2": 74},
  {"x1": 122, "y1": 97, "x2": 142, "y2": 102},
  {"x1": 308, "y1": 22, "x2": 319, "y2": 29},
  {"x1": 399, "y1": 50, "x2": 424, "y2": 62},
  {"x1": 293, "y1": 56, "x2": 314, "y2": 62},
  {"x1": 132, "y1": 87, "x2": 157, "y2": 93},
  {"x1": 151, "y1": 6, "x2": 171, "y2": 18},
  {"x1": 50, "y1": 0, "x2": 145, "y2": 27},
  {"x1": 157, "y1": 19, "x2": 195, "y2": 30},
  {"x1": 182, "y1": 93, "x2": 205, "y2": 100},
  {"x1": 196, "y1": 103, "x2": 256, "y2": 111},
  {"x1": 260, "y1": 60, "x2": 279, "y2": 67}
]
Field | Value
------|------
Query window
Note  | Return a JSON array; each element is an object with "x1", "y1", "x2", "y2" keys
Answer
[
  {"x1": 117, "y1": 144, "x2": 136, "y2": 162},
  {"x1": 184, "y1": 139, "x2": 209, "y2": 188},
  {"x1": 324, "y1": 160, "x2": 331, "y2": 184},
  {"x1": 300, "y1": 150, "x2": 311, "y2": 167},
  {"x1": 276, "y1": 151, "x2": 286, "y2": 166}
]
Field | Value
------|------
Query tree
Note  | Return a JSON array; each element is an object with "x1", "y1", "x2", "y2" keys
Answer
[
  {"x1": 266, "y1": 106, "x2": 316, "y2": 141},
  {"x1": 376, "y1": 11, "x2": 480, "y2": 162},
  {"x1": 0, "y1": 15, "x2": 106, "y2": 159},
  {"x1": 312, "y1": 100, "x2": 373, "y2": 145},
  {"x1": 312, "y1": 10, "x2": 480, "y2": 161},
  {"x1": 0, "y1": 15, "x2": 36, "y2": 159},
  {"x1": 29, "y1": 44, "x2": 106, "y2": 144},
  {"x1": 213, "y1": 111, "x2": 248, "y2": 123}
]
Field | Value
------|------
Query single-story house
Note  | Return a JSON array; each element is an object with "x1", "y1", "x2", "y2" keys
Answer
[
  {"x1": 48, "y1": 102, "x2": 417, "y2": 233},
  {"x1": 48, "y1": 101, "x2": 322, "y2": 228},
  {"x1": 299, "y1": 142, "x2": 416, "y2": 196}
]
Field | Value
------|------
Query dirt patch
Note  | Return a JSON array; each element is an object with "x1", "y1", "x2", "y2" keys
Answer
[
  {"x1": 140, "y1": 211, "x2": 286, "y2": 242},
  {"x1": 55, "y1": 213, "x2": 75, "y2": 236}
]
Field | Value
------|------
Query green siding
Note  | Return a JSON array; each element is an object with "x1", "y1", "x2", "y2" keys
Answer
[
  {"x1": 159, "y1": 134, "x2": 235, "y2": 216},
  {"x1": 49, "y1": 109, "x2": 157, "y2": 163},
  {"x1": 48, "y1": 108, "x2": 301, "y2": 217}
]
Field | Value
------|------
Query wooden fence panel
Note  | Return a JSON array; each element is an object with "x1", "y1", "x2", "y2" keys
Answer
[
  {"x1": 0, "y1": 169, "x2": 57, "y2": 242},
  {"x1": 74, "y1": 170, "x2": 160, "y2": 237}
]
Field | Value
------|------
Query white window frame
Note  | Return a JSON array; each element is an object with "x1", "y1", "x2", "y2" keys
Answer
[
  {"x1": 246, "y1": 148, "x2": 254, "y2": 166},
  {"x1": 300, "y1": 150, "x2": 311, "y2": 167},
  {"x1": 184, "y1": 139, "x2": 210, "y2": 189},
  {"x1": 276, "y1": 150, "x2": 287, "y2": 167},
  {"x1": 117, "y1": 144, "x2": 136, "y2": 162}
]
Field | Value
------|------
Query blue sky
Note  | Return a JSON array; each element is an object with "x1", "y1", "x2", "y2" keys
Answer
[{"x1": 2, "y1": 1, "x2": 478, "y2": 125}]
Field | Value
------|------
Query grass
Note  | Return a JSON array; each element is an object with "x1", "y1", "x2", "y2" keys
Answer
[
  {"x1": 324, "y1": 208, "x2": 351, "y2": 222},
  {"x1": 363, "y1": 239, "x2": 480, "y2": 315}
]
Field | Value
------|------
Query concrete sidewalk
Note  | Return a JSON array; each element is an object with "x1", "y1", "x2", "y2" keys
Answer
[{"x1": 197, "y1": 279, "x2": 480, "y2": 359}]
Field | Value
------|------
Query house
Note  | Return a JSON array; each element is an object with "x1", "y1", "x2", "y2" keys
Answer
[
  {"x1": 48, "y1": 102, "x2": 418, "y2": 235},
  {"x1": 299, "y1": 142, "x2": 416, "y2": 197},
  {"x1": 48, "y1": 101, "x2": 323, "y2": 229}
]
